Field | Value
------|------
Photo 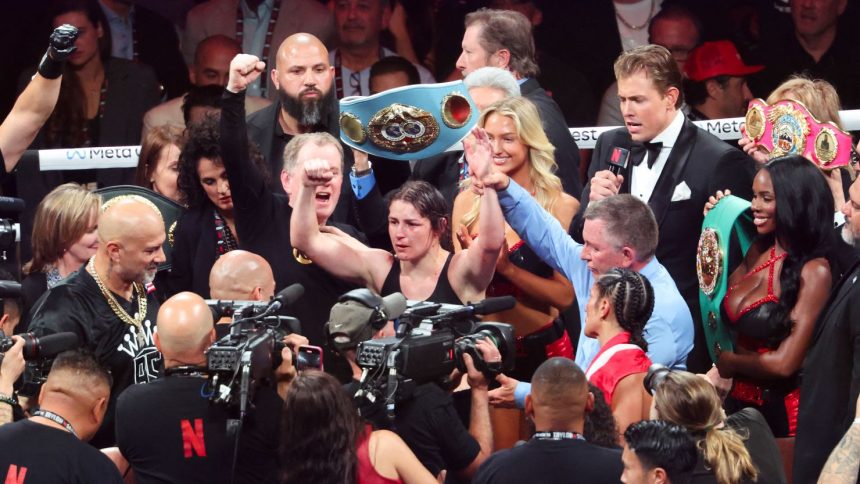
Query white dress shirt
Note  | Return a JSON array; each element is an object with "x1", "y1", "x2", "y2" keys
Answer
[{"x1": 631, "y1": 110, "x2": 685, "y2": 203}]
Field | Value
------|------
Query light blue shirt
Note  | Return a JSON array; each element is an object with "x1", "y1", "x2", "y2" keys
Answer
[
  {"x1": 349, "y1": 170, "x2": 377, "y2": 200},
  {"x1": 497, "y1": 180, "x2": 694, "y2": 407},
  {"x1": 240, "y1": 0, "x2": 275, "y2": 98},
  {"x1": 99, "y1": 1, "x2": 134, "y2": 60}
]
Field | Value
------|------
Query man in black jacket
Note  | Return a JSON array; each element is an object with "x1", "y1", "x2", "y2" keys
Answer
[
  {"x1": 245, "y1": 33, "x2": 354, "y2": 224},
  {"x1": 455, "y1": 8, "x2": 582, "y2": 196},
  {"x1": 573, "y1": 44, "x2": 756, "y2": 373},
  {"x1": 794, "y1": 174, "x2": 860, "y2": 483}
]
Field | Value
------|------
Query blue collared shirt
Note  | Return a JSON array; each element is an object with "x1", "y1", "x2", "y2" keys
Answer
[
  {"x1": 497, "y1": 180, "x2": 694, "y2": 407},
  {"x1": 99, "y1": 0, "x2": 134, "y2": 60}
]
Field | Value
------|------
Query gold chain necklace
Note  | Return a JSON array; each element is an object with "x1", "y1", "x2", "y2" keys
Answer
[
  {"x1": 614, "y1": 0, "x2": 656, "y2": 31},
  {"x1": 86, "y1": 258, "x2": 147, "y2": 346}
]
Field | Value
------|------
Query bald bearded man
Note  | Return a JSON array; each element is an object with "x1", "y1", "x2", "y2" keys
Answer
[
  {"x1": 116, "y1": 292, "x2": 285, "y2": 484},
  {"x1": 246, "y1": 33, "x2": 355, "y2": 224},
  {"x1": 28, "y1": 195, "x2": 166, "y2": 447},
  {"x1": 0, "y1": 350, "x2": 123, "y2": 483}
]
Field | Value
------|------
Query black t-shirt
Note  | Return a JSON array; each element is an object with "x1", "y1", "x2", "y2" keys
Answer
[
  {"x1": 0, "y1": 419, "x2": 123, "y2": 484},
  {"x1": 116, "y1": 375, "x2": 281, "y2": 484},
  {"x1": 27, "y1": 267, "x2": 161, "y2": 447},
  {"x1": 473, "y1": 438, "x2": 623, "y2": 484},
  {"x1": 350, "y1": 382, "x2": 479, "y2": 476}
]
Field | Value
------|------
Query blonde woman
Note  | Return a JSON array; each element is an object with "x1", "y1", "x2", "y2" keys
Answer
[
  {"x1": 22, "y1": 183, "x2": 100, "y2": 321},
  {"x1": 453, "y1": 96, "x2": 579, "y2": 381},
  {"x1": 652, "y1": 370, "x2": 781, "y2": 484}
]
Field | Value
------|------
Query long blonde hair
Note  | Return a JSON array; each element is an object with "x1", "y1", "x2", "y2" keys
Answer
[
  {"x1": 767, "y1": 76, "x2": 842, "y2": 128},
  {"x1": 461, "y1": 97, "x2": 562, "y2": 230},
  {"x1": 654, "y1": 371, "x2": 758, "y2": 484}
]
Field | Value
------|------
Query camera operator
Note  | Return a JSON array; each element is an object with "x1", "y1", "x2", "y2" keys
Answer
[
  {"x1": 0, "y1": 349, "x2": 123, "y2": 483},
  {"x1": 116, "y1": 292, "x2": 300, "y2": 483},
  {"x1": 334, "y1": 309, "x2": 497, "y2": 481},
  {"x1": 208, "y1": 249, "x2": 276, "y2": 330},
  {"x1": 0, "y1": 337, "x2": 24, "y2": 426},
  {"x1": 0, "y1": 270, "x2": 22, "y2": 337}
]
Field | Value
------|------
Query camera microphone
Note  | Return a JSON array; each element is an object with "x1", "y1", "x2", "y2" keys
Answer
[
  {"x1": 608, "y1": 147, "x2": 630, "y2": 176},
  {"x1": 380, "y1": 292, "x2": 407, "y2": 321},
  {"x1": 268, "y1": 283, "x2": 305, "y2": 312},
  {"x1": 428, "y1": 296, "x2": 516, "y2": 322}
]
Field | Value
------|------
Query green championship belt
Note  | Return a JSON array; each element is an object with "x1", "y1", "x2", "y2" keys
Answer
[
  {"x1": 697, "y1": 195, "x2": 756, "y2": 363},
  {"x1": 94, "y1": 185, "x2": 185, "y2": 272}
]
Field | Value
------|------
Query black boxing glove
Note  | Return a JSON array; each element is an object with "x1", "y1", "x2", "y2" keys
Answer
[{"x1": 37, "y1": 24, "x2": 79, "y2": 80}]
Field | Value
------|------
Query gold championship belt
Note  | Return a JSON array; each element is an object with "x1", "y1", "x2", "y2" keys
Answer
[
  {"x1": 697, "y1": 195, "x2": 757, "y2": 362},
  {"x1": 745, "y1": 98, "x2": 854, "y2": 168},
  {"x1": 95, "y1": 185, "x2": 184, "y2": 272}
]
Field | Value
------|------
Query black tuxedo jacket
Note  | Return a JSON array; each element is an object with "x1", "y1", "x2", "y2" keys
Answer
[
  {"x1": 794, "y1": 259, "x2": 860, "y2": 483},
  {"x1": 520, "y1": 78, "x2": 583, "y2": 196},
  {"x1": 573, "y1": 118, "x2": 756, "y2": 301}
]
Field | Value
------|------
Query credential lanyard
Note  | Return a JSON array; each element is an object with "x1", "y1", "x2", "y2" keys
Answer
[
  {"x1": 532, "y1": 431, "x2": 585, "y2": 442},
  {"x1": 33, "y1": 409, "x2": 78, "y2": 438}
]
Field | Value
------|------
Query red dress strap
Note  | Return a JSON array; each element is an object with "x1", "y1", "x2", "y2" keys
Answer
[
  {"x1": 724, "y1": 247, "x2": 787, "y2": 322},
  {"x1": 356, "y1": 427, "x2": 402, "y2": 484}
]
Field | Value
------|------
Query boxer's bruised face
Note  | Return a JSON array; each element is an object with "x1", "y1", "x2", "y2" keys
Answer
[{"x1": 617, "y1": 70, "x2": 679, "y2": 142}]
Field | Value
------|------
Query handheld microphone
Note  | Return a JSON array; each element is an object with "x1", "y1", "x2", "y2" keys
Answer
[{"x1": 608, "y1": 147, "x2": 630, "y2": 176}]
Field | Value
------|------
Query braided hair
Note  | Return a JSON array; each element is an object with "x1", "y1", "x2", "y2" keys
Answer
[{"x1": 594, "y1": 268, "x2": 655, "y2": 351}]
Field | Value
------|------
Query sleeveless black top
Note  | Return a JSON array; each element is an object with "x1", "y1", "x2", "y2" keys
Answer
[{"x1": 380, "y1": 253, "x2": 463, "y2": 305}]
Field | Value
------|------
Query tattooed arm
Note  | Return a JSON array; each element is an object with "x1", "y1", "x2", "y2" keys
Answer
[{"x1": 818, "y1": 396, "x2": 860, "y2": 484}]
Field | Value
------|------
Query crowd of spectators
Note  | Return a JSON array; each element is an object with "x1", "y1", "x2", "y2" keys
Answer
[{"x1": 0, "y1": 0, "x2": 859, "y2": 483}]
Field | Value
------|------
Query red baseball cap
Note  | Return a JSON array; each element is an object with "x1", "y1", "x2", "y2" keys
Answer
[{"x1": 684, "y1": 40, "x2": 764, "y2": 82}]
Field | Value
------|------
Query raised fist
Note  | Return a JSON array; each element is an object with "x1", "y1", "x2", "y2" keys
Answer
[
  {"x1": 38, "y1": 24, "x2": 80, "y2": 79},
  {"x1": 48, "y1": 24, "x2": 79, "y2": 61}
]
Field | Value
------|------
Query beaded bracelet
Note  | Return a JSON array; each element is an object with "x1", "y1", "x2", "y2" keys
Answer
[{"x1": 0, "y1": 392, "x2": 18, "y2": 408}]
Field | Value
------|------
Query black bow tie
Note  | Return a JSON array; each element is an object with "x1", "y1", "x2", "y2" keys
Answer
[{"x1": 630, "y1": 141, "x2": 663, "y2": 168}]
